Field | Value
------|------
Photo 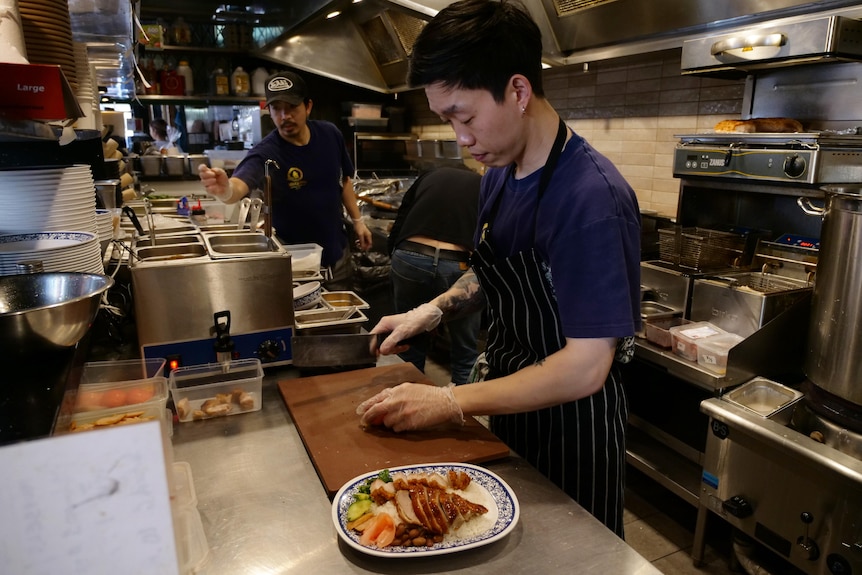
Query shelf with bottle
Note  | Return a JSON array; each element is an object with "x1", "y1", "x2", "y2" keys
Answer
[{"x1": 135, "y1": 52, "x2": 269, "y2": 104}]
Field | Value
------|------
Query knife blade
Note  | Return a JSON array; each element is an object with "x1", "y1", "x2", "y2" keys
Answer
[{"x1": 290, "y1": 333, "x2": 378, "y2": 367}]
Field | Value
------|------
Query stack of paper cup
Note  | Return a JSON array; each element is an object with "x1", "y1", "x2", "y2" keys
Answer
[{"x1": 0, "y1": 0, "x2": 28, "y2": 64}]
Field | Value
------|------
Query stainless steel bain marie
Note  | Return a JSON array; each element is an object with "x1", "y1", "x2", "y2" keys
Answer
[{"x1": 130, "y1": 230, "x2": 295, "y2": 366}]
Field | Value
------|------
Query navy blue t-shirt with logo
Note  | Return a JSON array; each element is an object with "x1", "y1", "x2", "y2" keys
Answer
[{"x1": 232, "y1": 120, "x2": 354, "y2": 267}]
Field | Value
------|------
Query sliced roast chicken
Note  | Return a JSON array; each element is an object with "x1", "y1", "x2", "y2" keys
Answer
[{"x1": 370, "y1": 471, "x2": 488, "y2": 535}]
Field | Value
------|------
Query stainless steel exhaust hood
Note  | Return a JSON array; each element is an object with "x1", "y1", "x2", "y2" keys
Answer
[
  {"x1": 118, "y1": 1, "x2": 862, "y2": 97},
  {"x1": 680, "y1": 14, "x2": 862, "y2": 75},
  {"x1": 254, "y1": 0, "x2": 862, "y2": 92},
  {"x1": 256, "y1": 0, "x2": 440, "y2": 93}
]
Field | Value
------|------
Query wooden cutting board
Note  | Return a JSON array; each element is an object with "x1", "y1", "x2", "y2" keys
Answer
[{"x1": 278, "y1": 363, "x2": 511, "y2": 498}]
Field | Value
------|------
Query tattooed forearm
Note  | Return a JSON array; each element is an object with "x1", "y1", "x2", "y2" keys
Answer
[{"x1": 432, "y1": 270, "x2": 485, "y2": 319}]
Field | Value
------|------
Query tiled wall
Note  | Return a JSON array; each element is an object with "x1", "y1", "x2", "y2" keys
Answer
[{"x1": 404, "y1": 50, "x2": 747, "y2": 218}]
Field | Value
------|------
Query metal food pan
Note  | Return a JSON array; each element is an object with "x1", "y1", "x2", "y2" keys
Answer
[
  {"x1": 723, "y1": 377, "x2": 803, "y2": 424},
  {"x1": 320, "y1": 291, "x2": 370, "y2": 310}
]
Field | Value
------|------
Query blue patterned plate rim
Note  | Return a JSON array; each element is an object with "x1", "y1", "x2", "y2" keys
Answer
[{"x1": 331, "y1": 462, "x2": 520, "y2": 558}]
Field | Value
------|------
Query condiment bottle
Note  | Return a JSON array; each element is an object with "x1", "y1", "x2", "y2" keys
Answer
[
  {"x1": 231, "y1": 66, "x2": 250, "y2": 97},
  {"x1": 172, "y1": 17, "x2": 191, "y2": 45},
  {"x1": 177, "y1": 60, "x2": 194, "y2": 95},
  {"x1": 191, "y1": 200, "x2": 207, "y2": 226},
  {"x1": 210, "y1": 68, "x2": 229, "y2": 96},
  {"x1": 251, "y1": 67, "x2": 269, "y2": 96}
]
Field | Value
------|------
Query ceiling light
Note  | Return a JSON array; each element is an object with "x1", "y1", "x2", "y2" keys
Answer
[{"x1": 326, "y1": 11, "x2": 341, "y2": 19}]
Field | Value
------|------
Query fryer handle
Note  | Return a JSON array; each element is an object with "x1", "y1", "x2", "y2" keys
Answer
[{"x1": 797, "y1": 197, "x2": 825, "y2": 217}]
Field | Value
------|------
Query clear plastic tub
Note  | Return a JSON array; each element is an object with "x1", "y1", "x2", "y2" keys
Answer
[
  {"x1": 696, "y1": 333, "x2": 744, "y2": 375},
  {"x1": 668, "y1": 321, "x2": 726, "y2": 362},
  {"x1": 65, "y1": 401, "x2": 169, "y2": 434},
  {"x1": 169, "y1": 359, "x2": 263, "y2": 423},
  {"x1": 75, "y1": 358, "x2": 168, "y2": 413},
  {"x1": 171, "y1": 461, "x2": 198, "y2": 509},
  {"x1": 644, "y1": 317, "x2": 692, "y2": 348},
  {"x1": 173, "y1": 505, "x2": 209, "y2": 574},
  {"x1": 284, "y1": 242, "x2": 323, "y2": 275}
]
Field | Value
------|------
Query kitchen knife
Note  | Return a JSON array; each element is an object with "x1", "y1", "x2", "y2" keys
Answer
[{"x1": 290, "y1": 333, "x2": 378, "y2": 367}]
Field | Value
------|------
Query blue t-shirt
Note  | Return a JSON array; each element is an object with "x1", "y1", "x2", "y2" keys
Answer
[
  {"x1": 232, "y1": 120, "x2": 355, "y2": 267},
  {"x1": 476, "y1": 132, "x2": 642, "y2": 339}
]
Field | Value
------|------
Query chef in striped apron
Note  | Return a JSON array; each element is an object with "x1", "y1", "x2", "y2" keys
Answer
[{"x1": 357, "y1": 0, "x2": 641, "y2": 538}]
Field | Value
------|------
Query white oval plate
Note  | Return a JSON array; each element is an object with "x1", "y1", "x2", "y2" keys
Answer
[{"x1": 332, "y1": 462, "x2": 519, "y2": 558}]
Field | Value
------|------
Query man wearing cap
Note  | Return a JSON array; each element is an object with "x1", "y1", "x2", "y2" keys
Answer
[{"x1": 199, "y1": 70, "x2": 373, "y2": 290}]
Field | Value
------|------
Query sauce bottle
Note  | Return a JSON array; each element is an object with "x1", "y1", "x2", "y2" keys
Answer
[
  {"x1": 210, "y1": 68, "x2": 229, "y2": 96},
  {"x1": 177, "y1": 60, "x2": 194, "y2": 95},
  {"x1": 231, "y1": 66, "x2": 250, "y2": 97}
]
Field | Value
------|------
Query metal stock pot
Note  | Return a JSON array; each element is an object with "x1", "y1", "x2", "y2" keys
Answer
[{"x1": 798, "y1": 186, "x2": 862, "y2": 408}]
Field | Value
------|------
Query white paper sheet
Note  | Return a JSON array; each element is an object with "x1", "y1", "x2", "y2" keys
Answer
[{"x1": 0, "y1": 420, "x2": 179, "y2": 575}]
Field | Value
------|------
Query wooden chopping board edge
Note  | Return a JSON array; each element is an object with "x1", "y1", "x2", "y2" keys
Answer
[{"x1": 278, "y1": 363, "x2": 511, "y2": 498}]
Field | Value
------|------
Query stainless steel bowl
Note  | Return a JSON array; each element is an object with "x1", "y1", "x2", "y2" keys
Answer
[{"x1": 0, "y1": 272, "x2": 114, "y2": 350}]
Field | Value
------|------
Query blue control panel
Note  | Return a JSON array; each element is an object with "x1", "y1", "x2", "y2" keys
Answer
[{"x1": 143, "y1": 327, "x2": 294, "y2": 370}]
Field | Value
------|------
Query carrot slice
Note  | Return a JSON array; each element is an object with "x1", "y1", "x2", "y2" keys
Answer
[{"x1": 359, "y1": 513, "x2": 396, "y2": 548}]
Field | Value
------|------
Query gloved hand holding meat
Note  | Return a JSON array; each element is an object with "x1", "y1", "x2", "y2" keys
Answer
[
  {"x1": 356, "y1": 382, "x2": 464, "y2": 432},
  {"x1": 370, "y1": 303, "x2": 442, "y2": 355}
]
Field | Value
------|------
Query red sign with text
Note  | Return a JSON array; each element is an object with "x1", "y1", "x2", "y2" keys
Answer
[{"x1": 0, "y1": 63, "x2": 82, "y2": 120}]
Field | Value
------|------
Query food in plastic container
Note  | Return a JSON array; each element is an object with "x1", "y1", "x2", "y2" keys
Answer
[
  {"x1": 696, "y1": 333, "x2": 744, "y2": 375},
  {"x1": 668, "y1": 321, "x2": 726, "y2": 362},
  {"x1": 75, "y1": 358, "x2": 168, "y2": 412},
  {"x1": 169, "y1": 359, "x2": 263, "y2": 422},
  {"x1": 644, "y1": 317, "x2": 692, "y2": 348}
]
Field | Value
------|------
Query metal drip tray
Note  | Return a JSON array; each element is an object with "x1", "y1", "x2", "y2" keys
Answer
[
  {"x1": 134, "y1": 234, "x2": 202, "y2": 248},
  {"x1": 135, "y1": 243, "x2": 208, "y2": 262},
  {"x1": 202, "y1": 232, "x2": 285, "y2": 258}
]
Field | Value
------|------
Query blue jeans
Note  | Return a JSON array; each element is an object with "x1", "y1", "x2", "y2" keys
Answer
[{"x1": 391, "y1": 248, "x2": 482, "y2": 384}]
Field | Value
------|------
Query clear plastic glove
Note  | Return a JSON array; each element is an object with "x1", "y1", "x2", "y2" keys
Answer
[
  {"x1": 198, "y1": 164, "x2": 233, "y2": 202},
  {"x1": 356, "y1": 382, "x2": 464, "y2": 432},
  {"x1": 371, "y1": 303, "x2": 442, "y2": 355}
]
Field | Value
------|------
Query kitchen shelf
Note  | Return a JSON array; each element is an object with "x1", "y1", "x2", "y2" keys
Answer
[
  {"x1": 142, "y1": 44, "x2": 261, "y2": 56},
  {"x1": 626, "y1": 419, "x2": 703, "y2": 507},
  {"x1": 135, "y1": 95, "x2": 263, "y2": 106}
]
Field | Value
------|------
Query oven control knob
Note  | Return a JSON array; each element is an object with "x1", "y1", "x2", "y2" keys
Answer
[
  {"x1": 826, "y1": 553, "x2": 851, "y2": 574},
  {"x1": 722, "y1": 495, "x2": 753, "y2": 518},
  {"x1": 784, "y1": 154, "x2": 806, "y2": 178},
  {"x1": 257, "y1": 339, "x2": 281, "y2": 361}
]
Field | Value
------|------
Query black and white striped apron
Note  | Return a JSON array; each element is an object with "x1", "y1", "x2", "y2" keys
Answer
[{"x1": 470, "y1": 120, "x2": 629, "y2": 537}]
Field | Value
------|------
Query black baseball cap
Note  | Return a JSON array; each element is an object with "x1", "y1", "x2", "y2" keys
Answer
[{"x1": 265, "y1": 71, "x2": 308, "y2": 107}]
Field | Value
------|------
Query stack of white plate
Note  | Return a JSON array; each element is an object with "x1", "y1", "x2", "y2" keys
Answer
[
  {"x1": 95, "y1": 209, "x2": 114, "y2": 242},
  {"x1": 0, "y1": 231, "x2": 103, "y2": 276},
  {"x1": 0, "y1": 165, "x2": 97, "y2": 235}
]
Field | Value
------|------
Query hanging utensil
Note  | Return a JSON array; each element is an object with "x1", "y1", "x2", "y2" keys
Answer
[
  {"x1": 143, "y1": 197, "x2": 157, "y2": 246},
  {"x1": 264, "y1": 159, "x2": 280, "y2": 237},
  {"x1": 237, "y1": 197, "x2": 251, "y2": 230},
  {"x1": 248, "y1": 198, "x2": 263, "y2": 233}
]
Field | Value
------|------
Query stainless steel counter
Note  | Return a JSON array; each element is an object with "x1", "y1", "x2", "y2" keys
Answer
[{"x1": 171, "y1": 363, "x2": 662, "y2": 574}]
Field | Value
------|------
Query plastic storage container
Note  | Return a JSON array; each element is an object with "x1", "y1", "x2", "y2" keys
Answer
[
  {"x1": 668, "y1": 321, "x2": 726, "y2": 362},
  {"x1": 173, "y1": 504, "x2": 209, "y2": 574},
  {"x1": 644, "y1": 317, "x2": 692, "y2": 348},
  {"x1": 169, "y1": 359, "x2": 263, "y2": 422},
  {"x1": 75, "y1": 358, "x2": 168, "y2": 412},
  {"x1": 284, "y1": 243, "x2": 323, "y2": 276},
  {"x1": 696, "y1": 333, "x2": 744, "y2": 375},
  {"x1": 65, "y1": 401, "x2": 169, "y2": 434}
]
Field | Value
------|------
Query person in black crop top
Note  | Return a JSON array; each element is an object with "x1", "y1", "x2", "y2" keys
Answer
[{"x1": 388, "y1": 167, "x2": 482, "y2": 383}]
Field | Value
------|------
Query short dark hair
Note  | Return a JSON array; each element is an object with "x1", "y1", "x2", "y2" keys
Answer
[
  {"x1": 408, "y1": 0, "x2": 544, "y2": 103},
  {"x1": 150, "y1": 118, "x2": 168, "y2": 140}
]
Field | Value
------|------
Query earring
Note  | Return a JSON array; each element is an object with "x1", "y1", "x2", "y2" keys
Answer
[{"x1": 520, "y1": 106, "x2": 526, "y2": 117}]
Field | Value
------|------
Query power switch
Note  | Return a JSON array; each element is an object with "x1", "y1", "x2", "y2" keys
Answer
[{"x1": 722, "y1": 495, "x2": 753, "y2": 518}]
